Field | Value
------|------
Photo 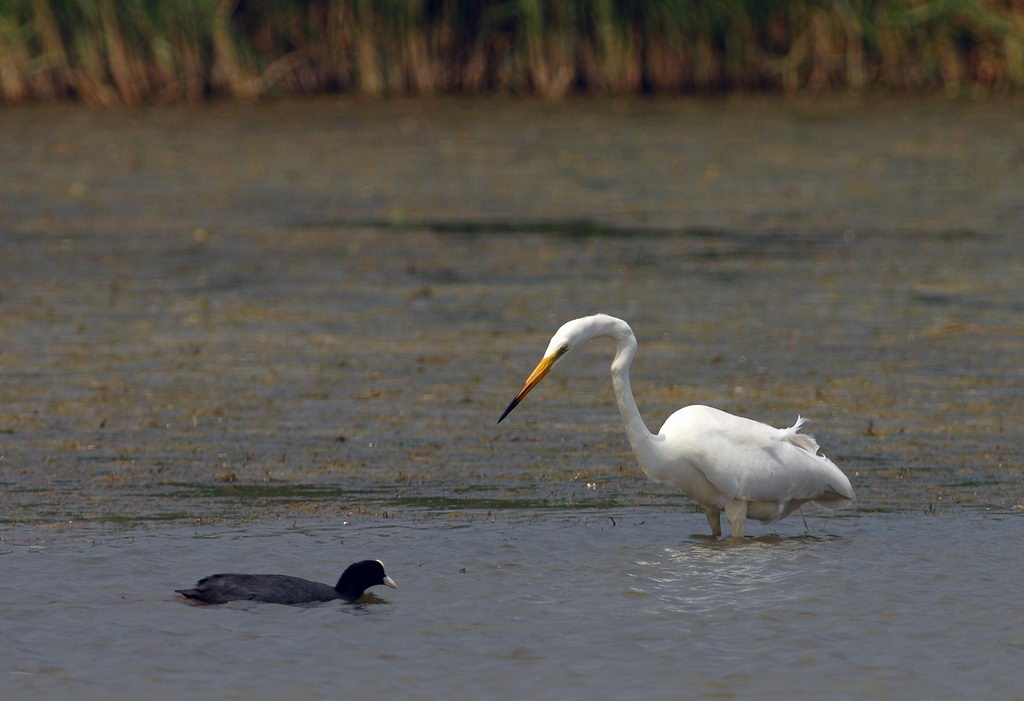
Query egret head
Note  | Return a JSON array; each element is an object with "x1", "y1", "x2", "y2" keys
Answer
[{"x1": 497, "y1": 315, "x2": 617, "y2": 423}]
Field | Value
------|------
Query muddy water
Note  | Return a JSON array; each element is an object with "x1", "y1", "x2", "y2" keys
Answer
[{"x1": 1, "y1": 99, "x2": 1023, "y2": 699}]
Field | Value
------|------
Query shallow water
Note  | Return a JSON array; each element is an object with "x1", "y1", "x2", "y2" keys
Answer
[
  {"x1": 1, "y1": 98, "x2": 1023, "y2": 699},
  {"x1": 4, "y1": 513, "x2": 1023, "y2": 700}
]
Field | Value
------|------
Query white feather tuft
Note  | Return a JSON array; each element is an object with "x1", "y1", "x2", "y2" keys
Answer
[{"x1": 779, "y1": 415, "x2": 820, "y2": 454}]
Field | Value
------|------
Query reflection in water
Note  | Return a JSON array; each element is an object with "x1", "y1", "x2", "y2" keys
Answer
[{"x1": 639, "y1": 537, "x2": 833, "y2": 615}]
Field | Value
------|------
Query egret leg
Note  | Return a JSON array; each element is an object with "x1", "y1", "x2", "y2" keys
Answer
[
  {"x1": 723, "y1": 500, "x2": 747, "y2": 539},
  {"x1": 703, "y1": 507, "x2": 722, "y2": 537}
]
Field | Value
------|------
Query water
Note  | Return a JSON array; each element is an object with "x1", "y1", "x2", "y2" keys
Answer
[
  {"x1": 1, "y1": 98, "x2": 1023, "y2": 699},
  {"x1": 4, "y1": 514, "x2": 1022, "y2": 700}
]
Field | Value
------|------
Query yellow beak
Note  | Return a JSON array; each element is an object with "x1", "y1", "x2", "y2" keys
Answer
[{"x1": 497, "y1": 351, "x2": 560, "y2": 423}]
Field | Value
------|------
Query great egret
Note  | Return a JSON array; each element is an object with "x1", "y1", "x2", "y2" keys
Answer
[{"x1": 498, "y1": 314, "x2": 855, "y2": 538}]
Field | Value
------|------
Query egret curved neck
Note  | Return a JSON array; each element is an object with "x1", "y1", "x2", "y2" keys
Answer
[{"x1": 609, "y1": 333, "x2": 659, "y2": 468}]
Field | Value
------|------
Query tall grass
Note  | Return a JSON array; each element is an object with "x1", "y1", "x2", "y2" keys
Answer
[{"x1": 1, "y1": 0, "x2": 1023, "y2": 103}]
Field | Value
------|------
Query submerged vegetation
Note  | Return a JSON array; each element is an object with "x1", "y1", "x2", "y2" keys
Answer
[{"x1": 0, "y1": 0, "x2": 1023, "y2": 103}]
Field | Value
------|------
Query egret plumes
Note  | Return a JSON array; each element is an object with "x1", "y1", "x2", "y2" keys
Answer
[{"x1": 498, "y1": 314, "x2": 855, "y2": 538}]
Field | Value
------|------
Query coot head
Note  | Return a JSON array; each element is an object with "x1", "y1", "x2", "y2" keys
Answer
[{"x1": 336, "y1": 560, "x2": 397, "y2": 601}]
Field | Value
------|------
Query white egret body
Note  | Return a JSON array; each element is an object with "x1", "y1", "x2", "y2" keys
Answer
[{"x1": 498, "y1": 314, "x2": 855, "y2": 538}]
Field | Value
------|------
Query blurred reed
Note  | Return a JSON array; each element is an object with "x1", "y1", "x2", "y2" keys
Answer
[{"x1": 1, "y1": 0, "x2": 1022, "y2": 103}]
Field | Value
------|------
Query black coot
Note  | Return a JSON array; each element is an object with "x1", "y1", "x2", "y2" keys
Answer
[{"x1": 176, "y1": 560, "x2": 397, "y2": 605}]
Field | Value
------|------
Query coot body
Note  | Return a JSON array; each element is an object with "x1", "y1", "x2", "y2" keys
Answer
[{"x1": 176, "y1": 560, "x2": 396, "y2": 605}]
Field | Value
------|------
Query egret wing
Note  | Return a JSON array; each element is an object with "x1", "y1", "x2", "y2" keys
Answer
[
  {"x1": 660, "y1": 406, "x2": 854, "y2": 506},
  {"x1": 697, "y1": 429, "x2": 853, "y2": 505}
]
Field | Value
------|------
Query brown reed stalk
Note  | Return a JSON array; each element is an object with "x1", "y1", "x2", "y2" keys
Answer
[{"x1": 2, "y1": 0, "x2": 1024, "y2": 103}]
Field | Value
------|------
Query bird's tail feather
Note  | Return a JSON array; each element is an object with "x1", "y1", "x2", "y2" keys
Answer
[{"x1": 779, "y1": 415, "x2": 821, "y2": 454}]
